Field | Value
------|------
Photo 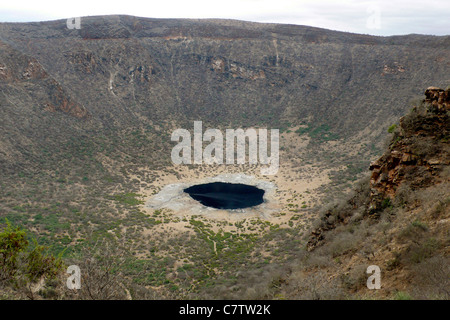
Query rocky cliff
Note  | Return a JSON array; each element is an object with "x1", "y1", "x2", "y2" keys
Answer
[
  {"x1": 369, "y1": 87, "x2": 450, "y2": 213},
  {"x1": 307, "y1": 86, "x2": 450, "y2": 250},
  {"x1": 0, "y1": 40, "x2": 89, "y2": 119},
  {"x1": 0, "y1": 15, "x2": 449, "y2": 176}
]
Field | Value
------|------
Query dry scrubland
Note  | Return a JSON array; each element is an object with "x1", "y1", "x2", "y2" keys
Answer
[
  {"x1": 0, "y1": 16, "x2": 449, "y2": 299},
  {"x1": 1, "y1": 126, "x2": 356, "y2": 299},
  {"x1": 2, "y1": 110, "x2": 448, "y2": 300}
]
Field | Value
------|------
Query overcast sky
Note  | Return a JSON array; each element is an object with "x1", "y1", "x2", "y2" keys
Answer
[{"x1": 1, "y1": 0, "x2": 449, "y2": 36}]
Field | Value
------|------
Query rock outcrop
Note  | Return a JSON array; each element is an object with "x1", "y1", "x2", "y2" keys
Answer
[
  {"x1": 307, "y1": 87, "x2": 449, "y2": 250},
  {"x1": 368, "y1": 87, "x2": 450, "y2": 214},
  {"x1": 0, "y1": 40, "x2": 89, "y2": 120},
  {"x1": 424, "y1": 86, "x2": 450, "y2": 111}
]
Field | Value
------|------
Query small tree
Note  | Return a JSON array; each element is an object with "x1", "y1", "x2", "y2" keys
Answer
[
  {"x1": 0, "y1": 219, "x2": 64, "y2": 299},
  {"x1": 387, "y1": 124, "x2": 397, "y2": 133},
  {"x1": 0, "y1": 219, "x2": 29, "y2": 280}
]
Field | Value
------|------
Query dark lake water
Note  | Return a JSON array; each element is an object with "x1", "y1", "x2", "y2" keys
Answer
[{"x1": 184, "y1": 182, "x2": 265, "y2": 210}]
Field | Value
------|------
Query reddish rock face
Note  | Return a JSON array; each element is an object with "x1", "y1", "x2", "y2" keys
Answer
[
  {"x1": 425, "y1": 86, "x2": 450, "y2": 111},
  {"x1": 0, "y1": 40, "x2": 89, "y2": 120},
  {"x1": 0, "y1": 41, "x2": 47, "y2": 82},
  {"x1": 308, "y1": 87, "x2": 449, "y2": 250},
  {"x1": 44, "y1": 79, "x2": 90, "y2": 119},
  {"x1": 368, "y1": 87, "x2": 450, "y2": 214}
]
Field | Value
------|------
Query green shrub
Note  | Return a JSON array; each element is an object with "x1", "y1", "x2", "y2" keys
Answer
[
  {"x1": 408, "y1": 238, "x2": 440, "y2": 264},
  {"x1": 109, "y1": 192, "x2": 144, "y2": 206},
  {"x1": 387, "y1": 124, "x2": 397, "y2": 133},
  {"x1": 385, "y1": 253, "x2": 402, "y2": 271},
  {"x1": 399, "y1": 220, "x2": 428, "y2": 240},
  {"x1": 394, "y1": 291, "x2": 412, "y2": 300},
  {"x1": 411, "y1": 220, "x2": 428, "y2": 231},
  {"x1": 0, "y1": 220, "x2": 64, "y2": 285},
  {"x1": 381, "y1": 198, "x2": 392, "y2": 209},
  {"x1": 0, "y1": 219, "x2": 29, "y2": 279}
]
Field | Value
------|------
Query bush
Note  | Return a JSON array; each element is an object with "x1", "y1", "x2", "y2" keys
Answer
[
  {"x1": 321, "y1": 231, "x2": 361, "y2": 258},
  {"x1": 25, "y1": 239, "x2": 64, "y2": 283},
  {"x1": 385, "y1": 252, "x2": 402, "y2": 271},
  {"x1": 0, "y1": 219, "x2": 29, "y2": 280},
  {"x1": 109, "y1": 192, "x2": 144, "y2": 206},
  {"x1": 340, "y1": 264, "x2": 367, "y2": 291},
  {"x1": 304, "y1": 254, "x2": 333, "y2": 268},
  {"x1": 380, "y1": 198, "x2": 392, "y2": 210},
  {"x1": 288, "y1": 270, "x2": 345, "y2": 300},
  {"x1": 407, "y1": 238, "x2": 440, "y2": 264},
  {"x1": 0, "y1": 220, "x2": 64, "y2": 299},
  {"x1": 393, "y1": 182, "x2": 414, "y2": 207},
  {"x1": 399, "y1": 220, "x2": 428, "y2": 241},
  {"x1": 394, "y1": 291, "x2": 412, "y2": 300},
  {"x1": 387, "y1": 124, "x2": 397, "y2": 133},
  {"x1": 411, "y1": 220, "x2": 428, "y2": 231},
  {"x1": 411, "y1": 256, "x2": 449, "y2": 299}
]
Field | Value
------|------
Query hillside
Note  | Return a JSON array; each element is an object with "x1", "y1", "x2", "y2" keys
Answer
[
  {"x1": 0, "y1": 16, "x2": 449, "y2": 300},
  {"x1": 1, "y1": 16, "x2": 449, "y2": 172},
  {"x1": 300, "y1": 87, "x2": 449, "y2": 299}
]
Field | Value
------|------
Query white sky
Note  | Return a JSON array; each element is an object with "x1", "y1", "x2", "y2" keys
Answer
[{"x1": 1, "y1": 0, "x2": 449, "y2": 36}]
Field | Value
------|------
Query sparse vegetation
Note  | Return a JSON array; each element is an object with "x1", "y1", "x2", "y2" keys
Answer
[
  {"x1": 0, "y1": 17, "x2": 448, "y2": 300},
  {"x1": 0, "y1": 220, "x2": 64, "y2": 299}
]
